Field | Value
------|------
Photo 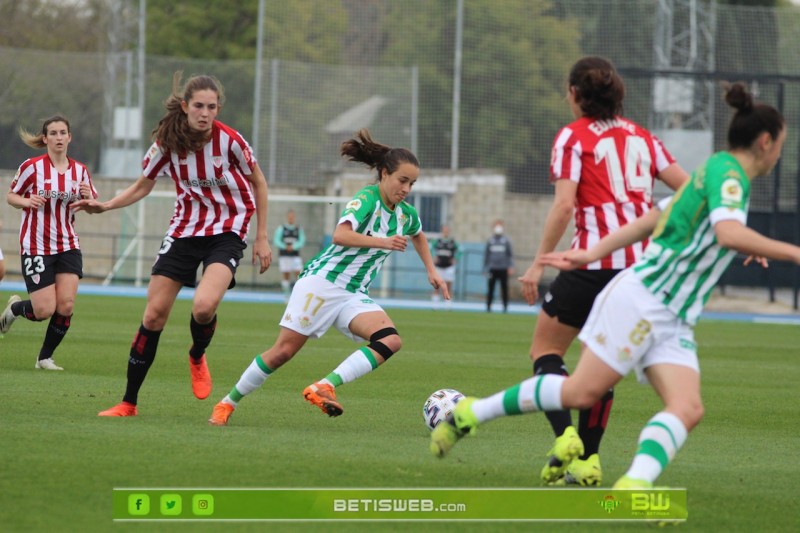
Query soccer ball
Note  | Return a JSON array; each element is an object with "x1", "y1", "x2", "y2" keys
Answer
[{"x1": 422, "y1": 388, "x2": 465, "y2": 431}]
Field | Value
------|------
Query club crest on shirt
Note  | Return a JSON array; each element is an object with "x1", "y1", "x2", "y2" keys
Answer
[
  {"x1": 397, "y1": 211, "x2": 408, "y2": 228},
  {"x1": 213, "y1": 156, "x2": 223, "y2": 168}
]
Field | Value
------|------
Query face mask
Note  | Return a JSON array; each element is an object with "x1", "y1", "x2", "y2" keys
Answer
[{"x1": 494, "y1": 225, "x2": 504, "y2": 235}]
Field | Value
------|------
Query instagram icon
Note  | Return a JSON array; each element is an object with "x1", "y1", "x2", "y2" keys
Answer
[{"x1": 192, "y1": 494, "x2": 214, "y2": 516}]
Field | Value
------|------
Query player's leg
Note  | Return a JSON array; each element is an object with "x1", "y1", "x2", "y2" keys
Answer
[
  {"x1": 1, "y1": 254, "x2": 59, "y2": 334},
  {"x1": 530, "y1": 311, "x2": 580, "y2": 483},
  {"x1": 614, "y1": 364, "x2": 701, "y2": 488},
  {"x1": 303, "y1": 308, "x2": 400, "y2": 417},
  {"x1": 187, "y1": 262, "x2": 232, "y2": 399},
  {"x1": 34, "y1": 272, "x2": 79, "y2": 370},
  {"x1": 431, "y1": 347, "x2": 622, "y2": 458},
  {"x1": 210, "y1": 326, "x2": 308, "y2": 425},
  {"x1": 98, "y1": 275, "x2": 182, "y2": 416}
]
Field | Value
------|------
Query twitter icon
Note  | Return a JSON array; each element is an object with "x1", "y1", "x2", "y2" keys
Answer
[{"x1": 160, "y1": 494, "x2": 182, "y2": 516}]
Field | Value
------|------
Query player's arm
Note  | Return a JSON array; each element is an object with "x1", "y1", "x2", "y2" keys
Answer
[
  {"x1": 658, "y1": 162, "x2": 690, "y2": 191},
  {"x1": 246, "y1": 162, "x2": 271, "y2": 273},
  {"x1": 7, "y1": 190, "x2": 44, "y2": 210},
  {"x1": 332, "y1": 221, "x2": 408, "y2": 251},
  {"x1": 540, "y1": 206, "x2": 662, "y2": 271},
  {"x1": 518, "y1": 178, "x2": 576, "y2": 304},
  {"x1": 71, "y1": 175, "x2": 156, "y2": 213},
  {"x1": 411, "y1": 232, "x2": 450, "y2": 300},
  {"x1": 715, "y1": 220, "x2": 800, "y2": 264}
]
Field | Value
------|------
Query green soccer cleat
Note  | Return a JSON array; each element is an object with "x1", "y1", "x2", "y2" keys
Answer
[
  {"x1": 612, "y1": 475, "x2": 653, "y2": 489},
  {"x1": 564, "y1": 453, "x2": 602, "y2": 486},
  {"x1": 540, "y1": 426, "x2": 584, "y2": 485},
  {"x1": 430, "y1": 397, "x2": 477, "y2": 458},
  {"x1": 452, "y1": 397, "x2": 478, "y2": 434}
]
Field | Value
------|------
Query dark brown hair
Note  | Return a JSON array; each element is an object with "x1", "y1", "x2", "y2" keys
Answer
[
  {"x1": 152, "y1": 71, "x2": 225, "y2": 154},
  {"x1": 339, "y1": 128, "x2": 419, "y2": 182},
  {"x1": 19, "y1": 114, "x2": 71, "y2": 150},
  {"x1": 723, "y1": 82, "x2": 784, "y2": 150},
  {"x1": 568, "y1": 56, "x2": 625, "y2": 120}
]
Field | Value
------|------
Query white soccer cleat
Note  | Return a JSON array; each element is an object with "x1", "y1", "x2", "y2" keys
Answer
[
  {"x1": 35, "y1": 358, "x2": 64, "y2": 371},
  {"x1": 0, "y1": 295, "x2": 22, "y2": 334}
]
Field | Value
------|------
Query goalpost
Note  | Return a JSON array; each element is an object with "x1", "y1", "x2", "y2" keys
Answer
[{"x1": 104, "y1": 192, "x2": 351, "y2": 287}]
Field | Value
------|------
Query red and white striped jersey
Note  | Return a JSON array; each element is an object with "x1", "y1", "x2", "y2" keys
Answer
[
  {"x1": 142, "y1": 120, "x2": 257, "y2": 240},
  {"x1": 10, "y1": 155, "x2": 96, "y2": 256},
  {"x1": 550, "y1": 116, "x2": 676, "y2": 270}
]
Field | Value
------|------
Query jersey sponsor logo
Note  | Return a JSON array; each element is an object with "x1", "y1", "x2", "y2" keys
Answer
[
  {"x1": 720, "y1": 178, "x2": 743, "y2": 205},
  {"x1": 181, "y1": 177, "x2": 230, "y2": 188},
  {"x1": 38, "y1": 189, "x2": 81, "y2": 201}
]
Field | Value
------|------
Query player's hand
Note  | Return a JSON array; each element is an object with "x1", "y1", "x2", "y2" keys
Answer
[
  {"x1": 253, "y1": 239, "x2": 272, "y2": 274},
  {"x1": 71, "y1": 198, "x2": 107, "y2": 214},
  {"x1": 518, "y1": 262, "x2": 542, "y2": 306},
  {"x1": 538, "y1": 249, "x2": 591, "y2": 271},
  {"x1": 430, "y1": 274, "x2": 450, "y2": 300},
  {"x1": 384, "y1": 235, "x2": 408, "y2": 251},
  {"x1": 79, "y1": 183, "x2": 93, "y2": 199},
  {"x1": 27, "y1": 195, "x2": 46, "y2": 210},
  {"x1": 743, "y1": 255, "x2": 768, "y2": 268}
]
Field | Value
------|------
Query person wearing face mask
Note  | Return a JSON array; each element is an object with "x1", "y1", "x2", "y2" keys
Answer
[{"x1": 483, "y1": 219, "x2": 514, "y2": 313}]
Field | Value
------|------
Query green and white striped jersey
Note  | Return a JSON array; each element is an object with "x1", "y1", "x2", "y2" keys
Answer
[
  {"x1": 301, "y1": 184, "x2": 422, "y2": 294},
  {"x1": 633, "y1": 151, "x2": 750, "y2": 325}
]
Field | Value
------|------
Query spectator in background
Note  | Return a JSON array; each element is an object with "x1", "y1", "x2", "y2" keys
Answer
[
  {"x1": 1, "y1": 115, "x2": 97, "y2": 370},
  {"x1": 274, "y1": 209, "x2": 306, "y2": 301},
  {"x1": 483, "y1": 219, "x2": 514, "y2": 312},
  {"x1": 430, "y1": 224, "x2": 460, "y2": 309}
]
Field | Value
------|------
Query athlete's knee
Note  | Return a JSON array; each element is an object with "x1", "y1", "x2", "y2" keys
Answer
[
  {"x1": 191, "y1": 299, "x2": 218, "y2": 324},
  {"x1": 669, "y1": 399, "x2": 704, "y2": 431},
  {"x1": 561, "y1": 381, "x2": 604, "y2": 410},
  {"x1": 32, "y1": 302, "x2": 56, "y2": 321},
  {"x1": 368, "y1": 327, "x2": 401, "y2": 360}
]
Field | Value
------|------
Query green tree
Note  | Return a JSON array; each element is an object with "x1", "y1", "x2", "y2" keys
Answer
[{"x1": 382, "y1": 0, "x2": 581, "y2": 190}]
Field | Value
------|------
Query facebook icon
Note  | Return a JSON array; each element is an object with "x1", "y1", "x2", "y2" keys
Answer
[{"x1": 128, "y1": 494, "x2": 150, "y2": 515}]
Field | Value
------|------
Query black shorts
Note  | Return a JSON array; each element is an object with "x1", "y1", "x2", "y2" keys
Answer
[
  {"x1": 21, "y1": 249, "x2": 83, "y2": 293},
  {"x1": 541, "y1": 269, "x2": 621, "y2": 329},
  {"x1": 151, "y1": 233, "x2": 246, "y2": 289}
]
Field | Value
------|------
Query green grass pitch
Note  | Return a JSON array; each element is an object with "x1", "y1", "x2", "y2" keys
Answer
[{"x1": 0, "y1": 290, "x2": 797, "y2": 532}]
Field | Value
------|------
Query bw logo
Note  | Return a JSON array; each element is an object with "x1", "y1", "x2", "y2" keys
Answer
[{"x1": 631, "y1": 493, "x2": 670, "y2": 511}]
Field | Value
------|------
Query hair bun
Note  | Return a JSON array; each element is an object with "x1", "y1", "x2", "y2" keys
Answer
[{"x1": 724, "y1": 82, "x2": 754, "y2": 112}]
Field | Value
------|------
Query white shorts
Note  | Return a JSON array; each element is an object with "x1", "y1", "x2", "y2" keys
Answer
[
  {"x1": 279, "y1": 275, "x2": 385, "y2": 341},
  {"x1": 578, "y1": 269, "x2": 699, "y2": 384},
  {"x1": 436, "y1": 265, "x2": 455, "y2": 283},
  {"x1": 279, "y1": 256, "x2": 303, "y2": 274}
]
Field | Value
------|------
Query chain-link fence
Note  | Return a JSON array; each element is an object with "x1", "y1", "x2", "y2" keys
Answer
[{"x1": 2, "y1": 0, "x2": 800, "y2": 303}]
